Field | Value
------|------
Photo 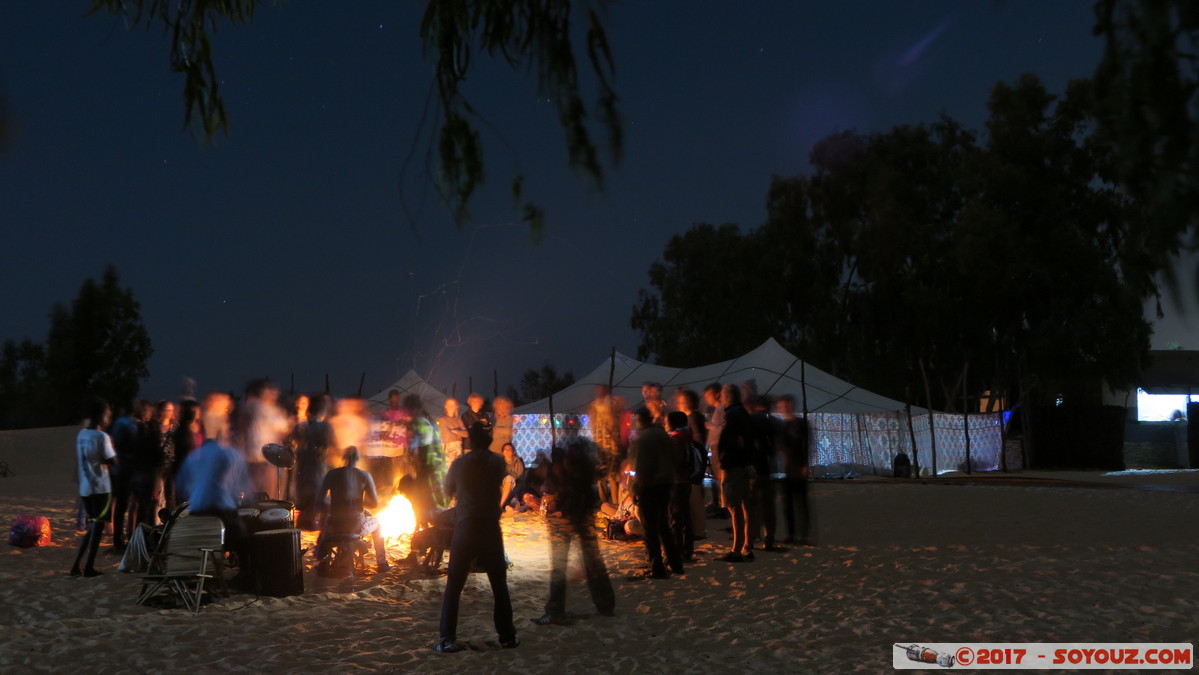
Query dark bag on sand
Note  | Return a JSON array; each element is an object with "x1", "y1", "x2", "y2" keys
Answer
[
  {"x1": 8, "y1": 514, "x2": 52, "y2": 548},
  {"x1": 893, "y1": 452, "x2": 912, "y2": 478}
]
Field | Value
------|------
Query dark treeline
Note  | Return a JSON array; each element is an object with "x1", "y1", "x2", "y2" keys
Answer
[
  {"x1": 500, "y1": 363, "x2": 575, "y2": 408},
  {"x1": 0, "y1": 266, "x2": 153, "y2": 429},
  {"x1": 632, "y1": 75, "x2": 1156, "y2": 414}
]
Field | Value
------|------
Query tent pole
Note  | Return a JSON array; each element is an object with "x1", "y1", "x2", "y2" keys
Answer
[
  {"x1": 919, "y1": 358, "x2": 938, "y2": 476},
  {"x1": 963, "y1": 362, "x2": 971, "y2": 475},
  {"x1": 855, "y1": 413, "x2": 872, "y2": 474},
  {"x1": 801, "y1": 358, "x2": 809, "y2": 416},
  {"x1": 357, "y1": 372, "x2": 365, "y2": 398},
  {"x1": 493, "y1": 369, "x2": 498, "y2": 398},
  {"x1": 999, "y1": 402, "x2": 1009, "y2": 473},
  {"x1": 549, "y1": 393, "x2": 556, "y2": 450},
  {"x1": 608, "y1": 347, "x2": 616, "y2": 393},
  {"x1": 905, "y1": 387, "x2": 919, "y2": 475}
]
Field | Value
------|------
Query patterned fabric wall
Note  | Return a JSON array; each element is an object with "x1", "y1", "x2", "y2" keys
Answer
[{"x1": 510, "y1": 411, "x2": 1006, "y2": 475}]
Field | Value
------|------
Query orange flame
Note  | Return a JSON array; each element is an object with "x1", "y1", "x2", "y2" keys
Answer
[{"x1": 374, "y1": 494, "x2": 417, "y2": 542}]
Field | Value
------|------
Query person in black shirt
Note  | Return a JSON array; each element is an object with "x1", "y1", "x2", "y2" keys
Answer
[
  {"x1": 435, "y1": 422, "x2": 518, "y2": 653},
  {"x1": 746, "y1": 396, "x2": 782, "y2": 552},
  {"x1": 776, "y1": 395, "x2": 813, "y2": 545},
  {"x1": 718, "y1": 384, "x2": 753, "y2": 562},
  {"x1": 459, "y1": 393, "x2": 491, "y2": 435}
]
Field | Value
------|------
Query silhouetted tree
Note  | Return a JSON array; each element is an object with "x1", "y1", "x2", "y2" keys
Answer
[
  {"x1": 1091, "y1": 0, "x2": 1199, "y2": 271},
  {"x1": 0, "y1": 339, "x2": 47, "y2": 429},
  {"x1": 630, "y1": 223, "x2": 776, "y2": 366},
  {"x1": 0, "y1": 266, "x2": 153, "y2": 428},
  {"x1": 632, "y1": 75, "x2": 1153, "y2": 413},
  {"x1": 505, "y1": 363, "x2": 575, "y2": 406}
]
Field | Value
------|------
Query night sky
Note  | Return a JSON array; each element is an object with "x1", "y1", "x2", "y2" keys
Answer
[{"x1": 2, "y1": 2, "x2": 1123, "y2": 402}]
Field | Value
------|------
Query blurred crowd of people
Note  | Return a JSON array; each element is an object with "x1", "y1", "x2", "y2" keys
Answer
[
  {"x1": 586, "y1": 380, "x2": 812, "y2": 573},
  {"x1": 69, "y1": 375, "x2": 813, "y2": 652}
]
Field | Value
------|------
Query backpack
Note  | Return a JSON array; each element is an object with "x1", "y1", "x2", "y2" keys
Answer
[{"x1": 682, "y1": 441, "x2": 706, "y2": 484}]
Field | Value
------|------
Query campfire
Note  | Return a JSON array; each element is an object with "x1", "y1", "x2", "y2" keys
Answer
[{"x1": 373, "y1": 494, "x2": 417, "y2": 544}]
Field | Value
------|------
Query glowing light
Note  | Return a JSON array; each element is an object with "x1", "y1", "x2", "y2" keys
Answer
[{"x1": 374, "y1": 494, "x2": 417, "y2": 541}]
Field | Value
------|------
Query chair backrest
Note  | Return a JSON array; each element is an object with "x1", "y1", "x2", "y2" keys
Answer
[{"x1": 163, "y1": 515, "x2": 225, "y2": 574}]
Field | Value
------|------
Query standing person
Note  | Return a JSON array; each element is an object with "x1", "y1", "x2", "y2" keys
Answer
[
  {"x1": 152, "y1": 400, "x2": 179, "y2": 512},
  {"x1": 172, "y1": 399, "x2": 202, "y2": 488},
  {"x1": 108, "y1": 399, "x2": 149, "y2": 551},
  {"x1": 675, "y1": 389, "x2": 708, "y2": 541},
  {"x1": 438, "y1": 398, "x2": 469, "y2": 466},
  {"x1": 718, "y1": 384, "x2": 753, "y2": 562},
  {"x1": 376, "y1": 389, "x2": 411, "y2": 496},
  {"x1": 295, "y1": 394, "x2": 333, "y2": 530},
  {"x1": 176, "y1": 392, "x2": 253, "y2": 573},
  {"x1": 406, "y1": 394, "x2": 447, "y2": 510},
  {"x1": 237, "y1": 379, "x2": 291, "y2": 499},
  {"x1": 640, "y1": 382, "x2": 663, "y2": 411},
  {"x1": 530, "y1": 438, "x2": 615, "y2": 625},
  {"x1": 631, "y1": 408, "x2": 684, "y2": 579},
  {"x1": 285, "y1": 394, "x2": 311, "y2": 501},
  {"x1": 71, "y1": 399, "x2": 116, "y2": 577},
  {"x1": 330, "y1": 397, "x2": 369, "y2": 473},
  {"x1": 489, "y1": 396, "x2": 514, "y2": 456},
  {"x1": 131, "y1": 400, "x2": 173, "y2": 527},
  {"x1": 646, "y1": 398, "x2": 667, "y2": 428},
  {"x1": 588, "y1": 385, "x2": 624, "y2": 508},
  {"x1": 666, "y1": 411, "x2": 696, "y2": 561},
  {"x1": 435, "y1": 422, "x2": 519, "y2": 653},
  {"x1": 776, "y1": 395, "x2": 813, "y2": 545},
  {"x1": 460, "y1": 393, "x2": 490, "y2": 433},
  {"x1": 628, "y1": 382, "x2": 665, "y2": 443},
  {"x1": 703, "y1": 383, "x2": 726, "y2": 517},
  {"x1": 746, "y1": 395, "x2": 782, "y2": 552}
]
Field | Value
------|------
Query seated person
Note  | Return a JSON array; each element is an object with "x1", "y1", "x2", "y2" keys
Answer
[
  {"x1": 314, "y1": 447, "x2": 389, "y2": 573},
  {"x1": 537, "y1": 446, "x2": 568, "y2": 517},
  {"x1": 500, "y1": 442, "x2": 526, "y2": 509},
  {"x1": 405, "y1": 506, "x2": 455, "y2": 570},
  {"x1": 176, "y1": 392, "x2": 252, "y2": 571},
  {"x1": 398, "y1": 473, "x2": 437, "y2": 531}
]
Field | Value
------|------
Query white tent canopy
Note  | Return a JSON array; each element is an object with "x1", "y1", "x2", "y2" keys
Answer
[
  {"x1": 366, "y1": 370, "x2": 449, "y2": 416},
  {"x1": 512, "y1": 338, "x2": 921, "y2": 415}
]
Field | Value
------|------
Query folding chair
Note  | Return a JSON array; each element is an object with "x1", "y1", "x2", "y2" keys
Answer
[{"x1": 136, "y1": 515, "x2": 225, "y2": 613}]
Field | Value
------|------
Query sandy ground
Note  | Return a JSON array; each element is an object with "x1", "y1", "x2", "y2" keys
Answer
[{"x1": 1, "y1": 426, "x2": 1197, "y2": 673}]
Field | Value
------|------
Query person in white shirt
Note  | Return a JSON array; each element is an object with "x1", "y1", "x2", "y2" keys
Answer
[{"x1": 72, "y1": 399, "x2": 117, "y2": 577}]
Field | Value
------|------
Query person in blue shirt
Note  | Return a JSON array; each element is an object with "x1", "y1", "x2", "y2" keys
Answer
[{"x1": 176, "y1": 392, "x2": 252, "y2": 567}]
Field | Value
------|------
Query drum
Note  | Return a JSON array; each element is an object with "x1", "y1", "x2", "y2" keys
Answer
[
  {"x1": 256, "y1": 499, "x2": 294, "y2": 514},
  {"x1": 251, "y1": 529, "x2": 304, "y2": 597},
  {"x1": 256, "y1": 499, "x2": 294, "y2": 529},
  {"x1": 259, "y1": 508, "x2": 293, "y2": 530},
  {"x1": 238, "y1": 507, "x2": 261, "y2": 534}
]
